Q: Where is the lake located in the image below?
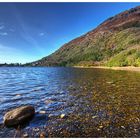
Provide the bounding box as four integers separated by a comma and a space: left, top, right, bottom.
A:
0, 67, 140, 137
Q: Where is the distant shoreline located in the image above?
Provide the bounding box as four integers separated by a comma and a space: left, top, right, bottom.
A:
1, 65, 140, 73
73, 66, 140, 72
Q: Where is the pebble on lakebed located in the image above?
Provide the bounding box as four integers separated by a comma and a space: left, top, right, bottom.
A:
3, 105, 35, 127
39, 110, 46, 114
60, 114, 66, 119
40, 132, 46, 138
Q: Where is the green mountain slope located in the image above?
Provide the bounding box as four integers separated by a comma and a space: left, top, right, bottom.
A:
31, 6, 140, 67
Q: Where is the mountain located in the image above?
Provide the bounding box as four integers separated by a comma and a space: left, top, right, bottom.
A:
30, 6, 140, 67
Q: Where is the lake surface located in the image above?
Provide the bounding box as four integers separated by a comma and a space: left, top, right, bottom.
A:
0, 67, 140, 137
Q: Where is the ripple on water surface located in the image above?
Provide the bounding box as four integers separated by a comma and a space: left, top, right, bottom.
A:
0, 67, 140, 137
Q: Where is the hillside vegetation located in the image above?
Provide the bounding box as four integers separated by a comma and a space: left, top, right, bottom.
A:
30, 6, 140, 67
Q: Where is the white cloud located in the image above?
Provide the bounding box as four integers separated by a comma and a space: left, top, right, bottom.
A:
39, 32, 45, 36
0, 32, 8, 36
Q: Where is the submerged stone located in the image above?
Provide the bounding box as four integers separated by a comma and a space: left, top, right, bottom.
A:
3, 105, 35, 127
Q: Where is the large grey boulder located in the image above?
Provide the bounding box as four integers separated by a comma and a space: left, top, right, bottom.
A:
3, 105, 35, 127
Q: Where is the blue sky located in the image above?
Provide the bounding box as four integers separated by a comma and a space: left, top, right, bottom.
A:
0, 2, 140, 64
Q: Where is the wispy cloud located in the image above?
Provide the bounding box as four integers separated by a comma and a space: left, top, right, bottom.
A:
0, 23, 8, 36
0, 44, 17, 53
9, 28, 15, 32
39, 32, 45, 36
0, 22, 15, 35
0, 25, 4, 30
0, 32, 8, 36
9, 5, 44, 55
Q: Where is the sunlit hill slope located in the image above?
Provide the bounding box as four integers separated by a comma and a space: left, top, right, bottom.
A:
30, 6, 140, 67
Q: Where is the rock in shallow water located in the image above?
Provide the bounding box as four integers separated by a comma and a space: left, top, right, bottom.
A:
3, 105, 35, 127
